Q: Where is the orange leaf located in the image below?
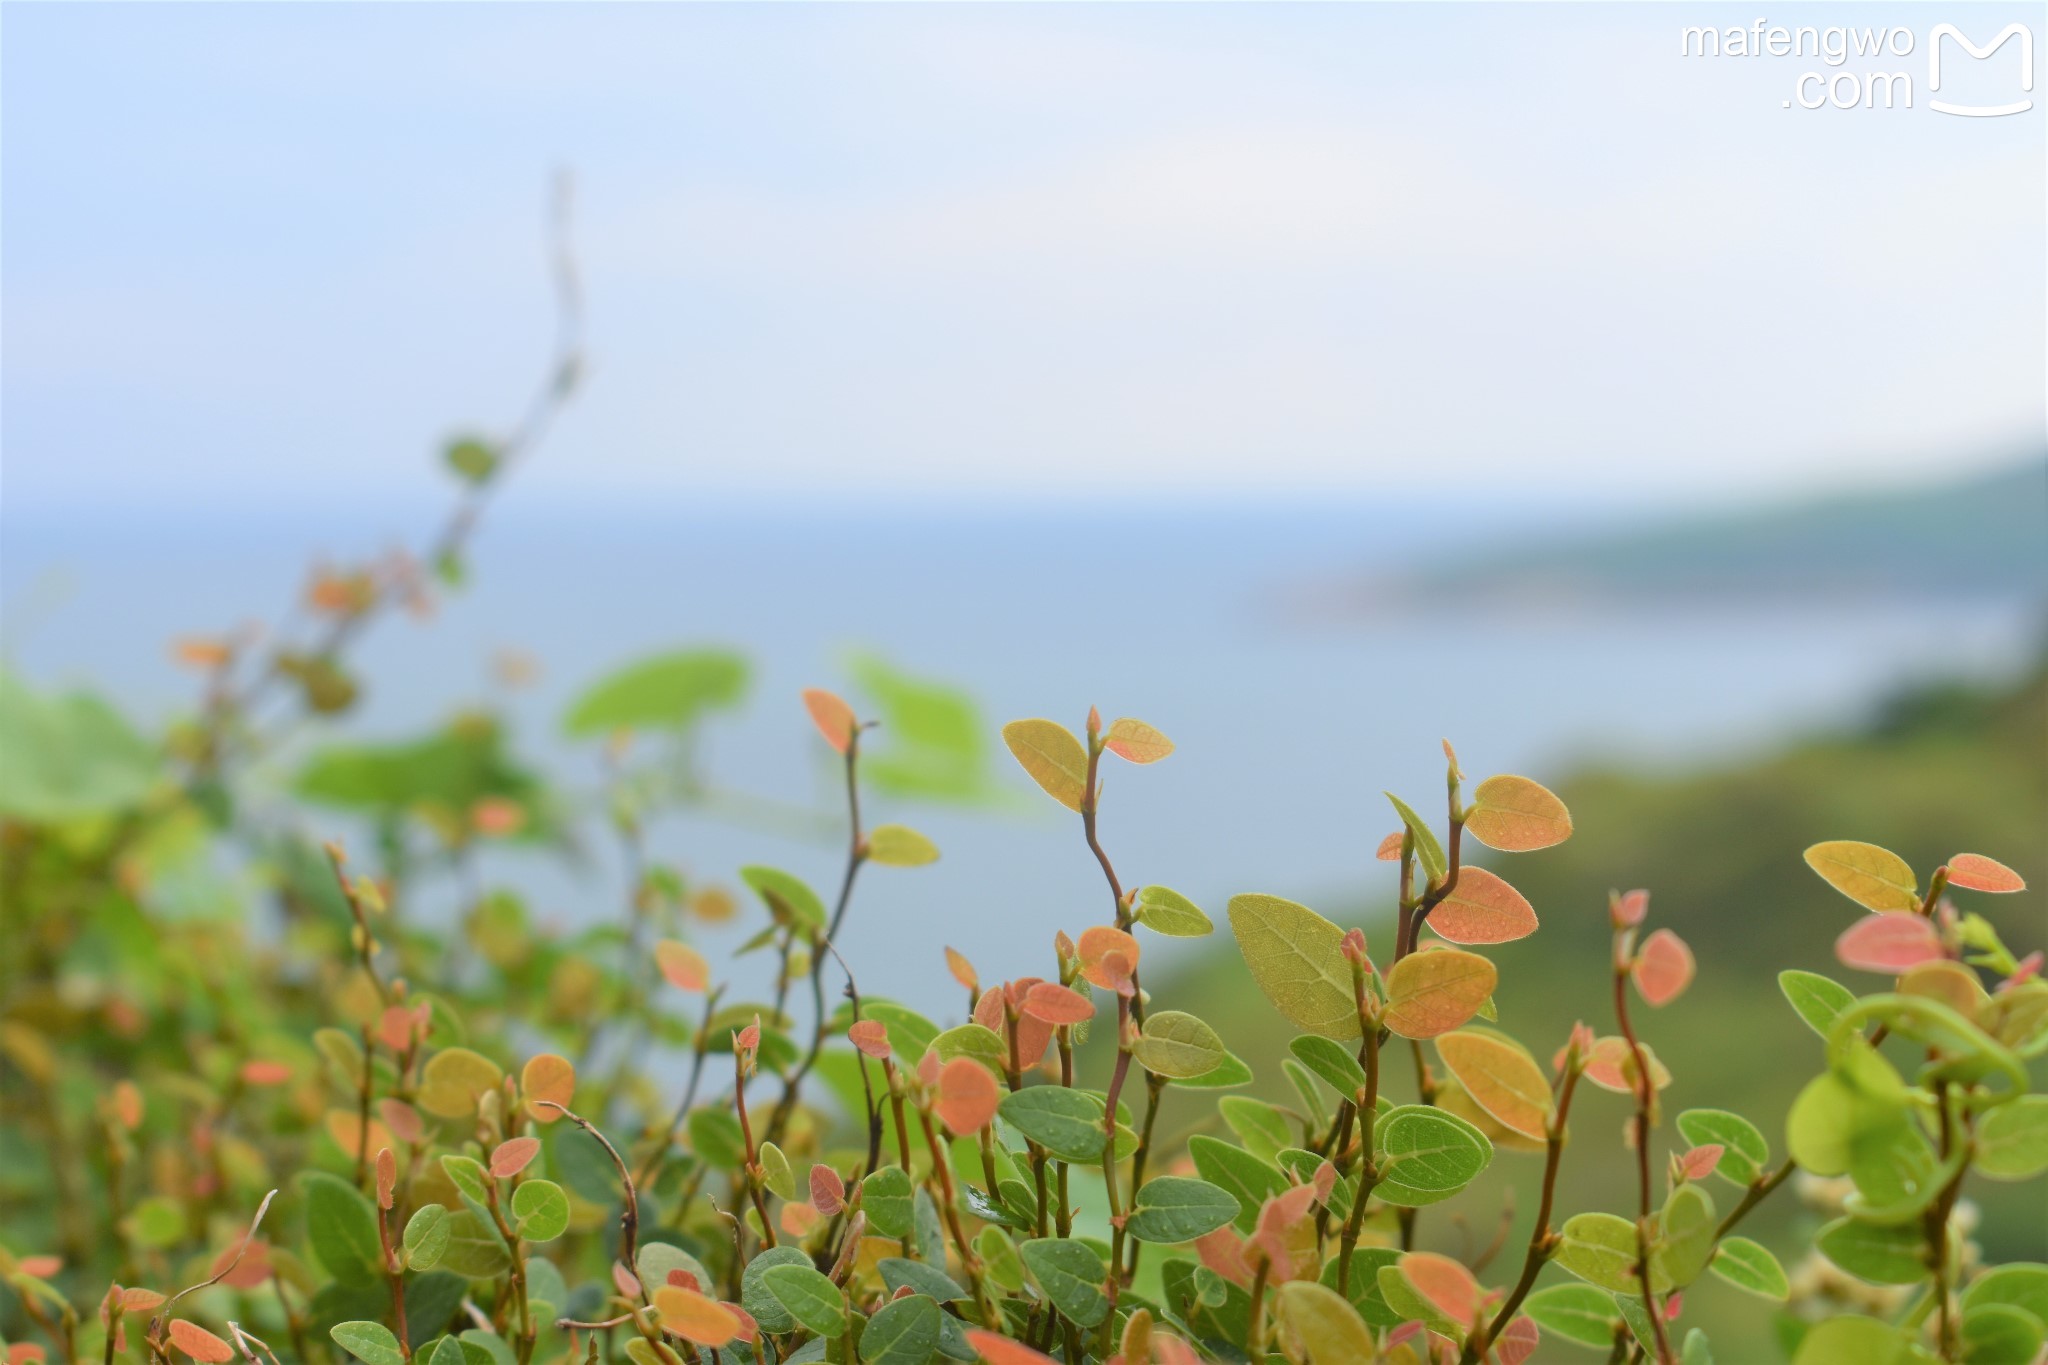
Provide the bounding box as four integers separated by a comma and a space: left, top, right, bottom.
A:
1434, 1030, 1551, 1141
1193, 1227, 1255, 1288
945, 947, 979, 993
1631, 929, 1695, 1007
378, 1099, 424, 1145
521, 1054, 576, 1123
375, 1148, 398, 1209
655, 940, 710, 993
1947, 853, 2025, 894
1251, 1184, 1318, 1280
975, 983, 1053, 1069
111, 1081, 144, 1129
16, 1256, 60, 1279
780, 1202, 821, 1238
1375, 831, 1404, 862
1497, 1315, 1540, 1365
848, 1020, 892, 1059
1399, 1251, 1480, 1327
965, 1331, 1060, 1364
1836, 913, 1943, 974
1581, 1037, 1673, 1094
239, 1060, 293, 1088
803, 689, 857, 753
1427, 867, 1538, 945
167, 1321, 234, 1363
934, 1057, 1000, 1135
1077, 926, 1141, 992
1103, 717, 1174, 764
490, 1137, 541, 1179
1382, 948, 1497, 1040
1021, 982, 1095, 1026
1464, 775, 1572, 852
653, 1286, 740, 1347
1678, 1145, 1723, 1180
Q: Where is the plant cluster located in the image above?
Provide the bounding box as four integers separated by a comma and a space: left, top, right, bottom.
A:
3, 671, 2042, 1365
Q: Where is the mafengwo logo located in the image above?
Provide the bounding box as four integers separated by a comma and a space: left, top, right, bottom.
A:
1681, 19, 2034, 114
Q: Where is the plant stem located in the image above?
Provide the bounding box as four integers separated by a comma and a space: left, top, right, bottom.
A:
1613, 944, 1674, 1365
1463, 1064, 1583, 1364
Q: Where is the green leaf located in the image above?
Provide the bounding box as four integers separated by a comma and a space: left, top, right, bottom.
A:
424, 1338, 472, 1365
1375, 1263, 1463, 1338
1188, 1134, 1288, 1233
861, 1167, 916, 1240
1960, 1305, 2045, 1365
1290, 1035, 1368, 1100
302, 1171, 383, 1289
759, 1142, 796, 1201
1653, 1183, 1718, 1290
1779, 970, 1861, 1039
0, 674, 159, 820
1523, 1283, 1621, 1347
563, 649, 749, 736
879, 1258, 967, 1303
763, 1263, 849, 1338
1124, 1177, 1239, 1244
1372, 1104, 1492, 1207
402, 1204, 451, 1272
932, 1024, 1006, 1070
1169, 1050, 1254, 1090
844, 652, 998, 803
739, 866, 827, 933
1001, 719, 1089, 812
740, 1246, 812, 1333
1135, 885, 1213, 937
1554, 1211, 1642, 1294
860, 1294, 941, 1364
1020, 1238, 1110, 1328
1384, 792, 1447, 883
1132, 1011, 1226, 1080
1963, 1265, 2048, 1322
331, 1321, 405, 1365
1710, 1237, 1789, 1300
1226, 893, 1358, 1039
1675, 1109, 1770, 1185
1789, 1315, 1908, 1365
1682, 1327, 1715, 1365
998, 1086, 1109, 1164
510, 1179, 569, 1242
1219, 1096, 1292, 1164
688, 1108, 747, 1170
438, 1209, 511, 1279
977, 1227, 1025, 1293
1976, 1096, 2048, 1179
1815, 1217, 1928, 1284
444, 436, 499, 484
1318, 1247, 1403, 1327
866, 824, 939, 868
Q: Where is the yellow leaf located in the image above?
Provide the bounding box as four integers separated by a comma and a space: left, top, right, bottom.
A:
1435, 1081, 1546, 1154
1383, 949, 1497, 1040
1001, 719, 1089, 811
1104, 717, 1174, 764
1803, 841, 1918, 912
1226, 894, 1359, 1040
521, 1053, 576, 1123
1434, 1029, 1552, 1140
1275, 1281, 1372, 1362
1464, 775, 1572, 852
653, 1286, 740, 1347
417, 1047, 505, 1119
866, 824, 939, 867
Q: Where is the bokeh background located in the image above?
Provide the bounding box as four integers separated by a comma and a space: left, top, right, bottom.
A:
5, 3, 2045, 1356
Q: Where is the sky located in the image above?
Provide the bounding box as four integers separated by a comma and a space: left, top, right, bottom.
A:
3, 2, 2044, 522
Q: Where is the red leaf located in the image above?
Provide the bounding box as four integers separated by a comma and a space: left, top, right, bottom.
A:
934, 1057, 1000, 1135
1497, 1316, 1540, 1365
1947, 853, 2026, 894
239, 1059, 293, 1087
1836, 913, 1943, 974
1678, 1144, 1724, 1181
167, 1321, 235, 1363
490, 1137, 540, 1179
964, 1331, 1059, 1365
1193, 1227, 1254, 1288
975, 980, 1053, 1068
1021, 982, 1095, 1026
802, 689, 857, 753
1399, 1251, 1479, 1327
1076, 926, 1141, 993
810, 1163, 846, 1216
655, 940, 710, 993
944, 947, 978, 992
1612, 889, 1649, 927
1631, 929, 1695, 1007
847, 1020, 892, 1060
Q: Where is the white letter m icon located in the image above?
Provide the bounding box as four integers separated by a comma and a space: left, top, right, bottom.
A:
1928, 23, 2034, 116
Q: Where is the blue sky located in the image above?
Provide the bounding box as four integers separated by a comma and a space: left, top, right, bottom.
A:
4, 3, 2042, 519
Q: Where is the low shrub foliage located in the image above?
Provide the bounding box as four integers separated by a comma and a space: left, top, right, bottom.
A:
2, 684, 2041, 1365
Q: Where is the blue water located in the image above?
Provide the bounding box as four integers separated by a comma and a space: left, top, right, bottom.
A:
3, 497, 2038, 1016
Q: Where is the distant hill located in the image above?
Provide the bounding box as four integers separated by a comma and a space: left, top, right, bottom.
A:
1368, 457, 2048, 606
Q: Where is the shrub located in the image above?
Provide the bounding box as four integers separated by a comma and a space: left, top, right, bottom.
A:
2, 679, 2041, 1365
